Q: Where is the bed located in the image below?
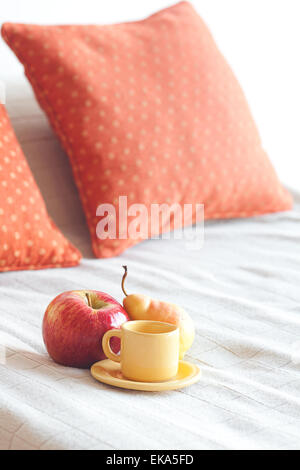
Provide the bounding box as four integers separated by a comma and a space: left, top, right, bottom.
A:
0, 74, 299, 450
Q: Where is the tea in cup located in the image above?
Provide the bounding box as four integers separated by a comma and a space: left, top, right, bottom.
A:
102, 320, 179, 382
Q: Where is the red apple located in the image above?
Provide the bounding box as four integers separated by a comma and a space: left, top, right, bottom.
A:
42, 290, 129, 368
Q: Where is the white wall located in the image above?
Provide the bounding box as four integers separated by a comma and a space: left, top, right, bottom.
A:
1, 0, 299, 190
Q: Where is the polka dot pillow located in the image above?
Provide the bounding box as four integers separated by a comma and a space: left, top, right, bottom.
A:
2, 1, 292, 258
0, 105, 81, 271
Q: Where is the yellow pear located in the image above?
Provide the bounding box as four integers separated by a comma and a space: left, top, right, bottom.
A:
121, 266, 195, 359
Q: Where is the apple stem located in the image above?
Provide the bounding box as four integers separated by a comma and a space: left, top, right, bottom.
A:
122, 265, 129, 297
86, 292, 92, 307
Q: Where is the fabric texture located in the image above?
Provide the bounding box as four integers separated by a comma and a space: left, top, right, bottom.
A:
1, 1, 292, 258
0, 104, 81, 272
0, 189, 300, 450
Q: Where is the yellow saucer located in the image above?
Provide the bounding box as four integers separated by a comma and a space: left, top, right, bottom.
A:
90, 359, 201, 392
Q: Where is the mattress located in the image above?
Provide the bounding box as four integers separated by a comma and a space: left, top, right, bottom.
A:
1, 76, 300, 450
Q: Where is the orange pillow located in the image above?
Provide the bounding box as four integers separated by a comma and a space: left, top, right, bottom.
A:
0, 105, 81, 271
2, 1, 292, 258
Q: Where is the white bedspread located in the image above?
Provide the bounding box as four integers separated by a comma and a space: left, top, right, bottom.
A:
1, 76, 300, 451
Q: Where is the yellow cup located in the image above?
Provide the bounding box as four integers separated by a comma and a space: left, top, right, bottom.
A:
102, 320, 180, 382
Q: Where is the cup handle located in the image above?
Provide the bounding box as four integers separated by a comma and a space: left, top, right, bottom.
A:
102, 329, 122, 363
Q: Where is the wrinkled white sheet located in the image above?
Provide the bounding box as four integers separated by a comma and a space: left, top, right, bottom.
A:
1, 77, 300, 451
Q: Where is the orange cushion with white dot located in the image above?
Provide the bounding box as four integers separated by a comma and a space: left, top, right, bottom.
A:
0, 104, 81, 271
2, 1, 292, 258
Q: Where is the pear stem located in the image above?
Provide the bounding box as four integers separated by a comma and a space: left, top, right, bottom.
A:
86, 292, 92, 307
122, 265, 129, 297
